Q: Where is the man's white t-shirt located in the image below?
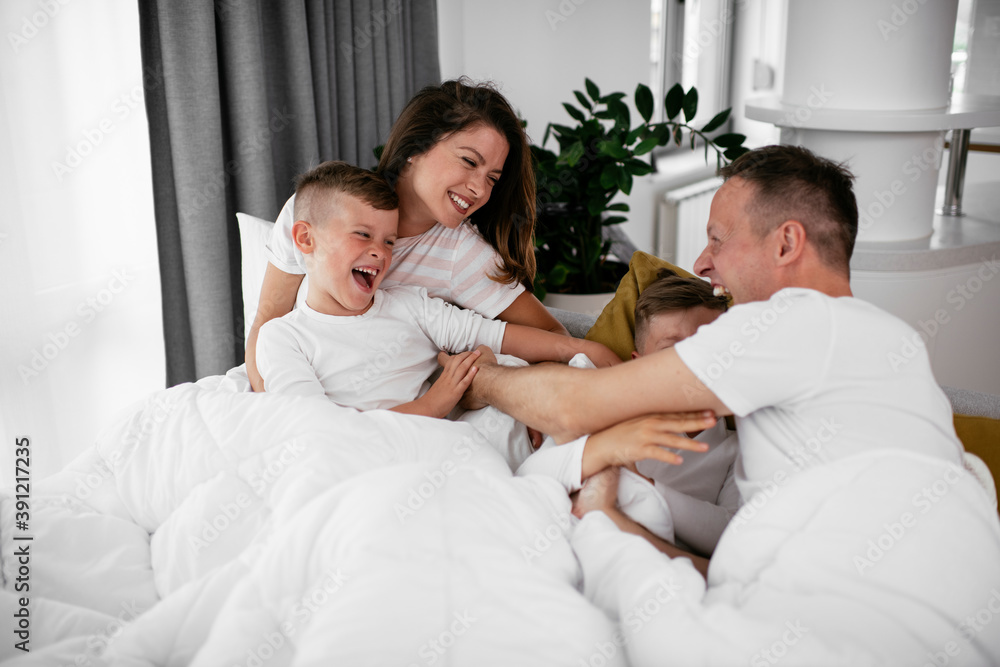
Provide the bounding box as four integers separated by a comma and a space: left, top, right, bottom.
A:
674, 287, 964, 500
266, 194, 524, 318
256, 285, 506, 410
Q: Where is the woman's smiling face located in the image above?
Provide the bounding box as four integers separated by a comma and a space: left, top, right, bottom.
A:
400, 124, 509, 233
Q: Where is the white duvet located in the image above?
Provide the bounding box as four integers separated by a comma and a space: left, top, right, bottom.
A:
2, 371, 1000, 666
0, 376, 621, 666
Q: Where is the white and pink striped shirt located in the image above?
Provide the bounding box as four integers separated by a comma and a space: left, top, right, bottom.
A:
265, 194, 524, 318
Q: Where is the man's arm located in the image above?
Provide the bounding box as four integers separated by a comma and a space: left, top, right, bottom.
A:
465, 348, 731, 442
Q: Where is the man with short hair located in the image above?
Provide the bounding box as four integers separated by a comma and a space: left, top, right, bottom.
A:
448, 145, 999, 665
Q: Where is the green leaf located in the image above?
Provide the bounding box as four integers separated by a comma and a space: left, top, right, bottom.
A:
713, 132, 747, 148
626, 126, 645, 144
603, 215, 628, 225
533, 283, 547, 300
373, 144, 385, 161
624, 159, 654, 176
593, 110, 618, 121
600, 92, 627, 103
561, 140, 586, 166
609, 99, 631, 132
600, 163, 619, 189
573, 90, 592, 111
585, 78, 600, 102
673, 126, 683, 145
621, 171, 634, 195
633, 135, 659, 156
563, 103, 586, 123
635, 83, 654, 123
606, 202, 630, 212
549, 123, 577, 138
724, 145, 751, 160
664, 83, 684, 120
682, 87, 699, 122
549, 263, 570, 287
700, 108, 731, 134
597, 140, 630, 160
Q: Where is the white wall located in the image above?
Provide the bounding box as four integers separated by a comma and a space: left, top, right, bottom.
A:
437, 0, 660, 250
0, 1, 164, 480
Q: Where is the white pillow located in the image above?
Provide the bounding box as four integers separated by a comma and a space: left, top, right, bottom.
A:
236, 212, 275, 344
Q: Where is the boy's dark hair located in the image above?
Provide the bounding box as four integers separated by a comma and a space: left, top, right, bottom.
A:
719, 144, 858, 273
634, 268, 729, 349
294, 160, 398, 223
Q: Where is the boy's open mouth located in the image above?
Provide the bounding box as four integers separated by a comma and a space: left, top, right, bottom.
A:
353, 267, 378, 290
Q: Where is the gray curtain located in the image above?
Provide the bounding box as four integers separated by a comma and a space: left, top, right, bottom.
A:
138, 0, 440, 386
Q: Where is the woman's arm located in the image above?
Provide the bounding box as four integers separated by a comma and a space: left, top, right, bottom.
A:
496, 291, 569, 335
499, 322, 622, 368
245, 263, 304, 392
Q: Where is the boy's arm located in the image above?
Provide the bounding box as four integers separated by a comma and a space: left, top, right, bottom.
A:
572, 468, 710, 579
516, 413, 716, 491
499, 323, 622, 367
256, 321, 326, 398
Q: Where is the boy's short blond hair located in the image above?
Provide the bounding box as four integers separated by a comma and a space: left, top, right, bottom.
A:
294, 160, 398, 224
634, 268, 729, 350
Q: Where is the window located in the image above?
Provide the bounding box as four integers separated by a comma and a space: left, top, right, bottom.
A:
650, 0, 735, 128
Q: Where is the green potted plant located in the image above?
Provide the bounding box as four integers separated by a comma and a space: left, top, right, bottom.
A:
531, 79, 749, 303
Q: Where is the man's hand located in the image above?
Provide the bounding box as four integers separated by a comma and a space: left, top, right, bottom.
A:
581, 412, 717, 479
571, 466, 620, 518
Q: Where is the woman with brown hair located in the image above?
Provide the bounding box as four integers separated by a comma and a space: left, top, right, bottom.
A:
246, 78, 600, 391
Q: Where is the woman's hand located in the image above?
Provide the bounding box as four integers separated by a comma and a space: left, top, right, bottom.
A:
581, 412, 717, 479
571, 466, 620, 518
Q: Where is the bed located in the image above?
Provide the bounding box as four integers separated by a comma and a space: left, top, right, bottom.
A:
2, 217, 999, 665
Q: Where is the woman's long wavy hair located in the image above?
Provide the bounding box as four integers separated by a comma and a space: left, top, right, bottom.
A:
377, 78, 536, 286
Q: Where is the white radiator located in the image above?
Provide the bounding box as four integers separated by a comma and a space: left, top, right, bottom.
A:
655, 177, 723, 273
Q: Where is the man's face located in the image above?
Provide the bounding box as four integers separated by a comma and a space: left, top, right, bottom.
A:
633, 305, 722, 358
692, 177, 776, 305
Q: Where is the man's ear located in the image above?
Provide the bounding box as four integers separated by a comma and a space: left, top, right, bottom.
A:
292, 220, 315, 254
775, 219, 806, 266
630, 350, 641, 360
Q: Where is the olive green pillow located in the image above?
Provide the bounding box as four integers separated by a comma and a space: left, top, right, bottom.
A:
584, 251, 699, 361
955, 414, 1000, 506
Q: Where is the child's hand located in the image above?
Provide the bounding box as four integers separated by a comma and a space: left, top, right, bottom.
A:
571, 467, 620, 518
580, 340, 622, 367
581, 412, 717, 478
422, 348, 483, 417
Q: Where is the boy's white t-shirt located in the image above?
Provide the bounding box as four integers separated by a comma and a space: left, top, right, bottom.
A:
256, 285, 506, 411
265, 194, 524, 318
673, 287, 964, 500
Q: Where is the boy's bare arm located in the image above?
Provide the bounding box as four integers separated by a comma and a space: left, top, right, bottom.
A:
464, 348, 732, 442
572, 468, 710, 579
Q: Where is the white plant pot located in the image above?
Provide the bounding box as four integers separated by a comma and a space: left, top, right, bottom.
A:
543, 291, 616, 318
